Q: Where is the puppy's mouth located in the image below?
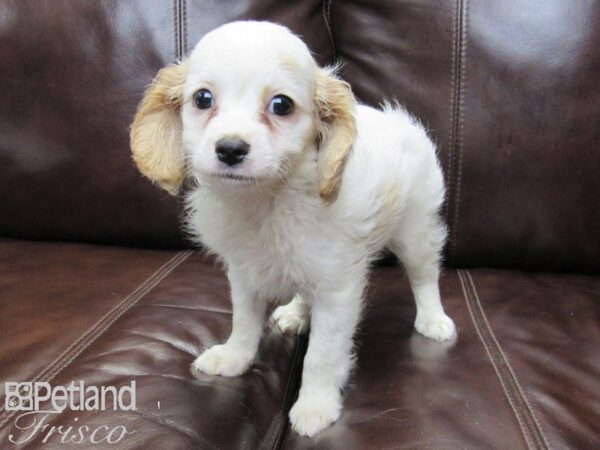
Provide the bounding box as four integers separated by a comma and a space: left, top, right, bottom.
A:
207, 172, 259, 183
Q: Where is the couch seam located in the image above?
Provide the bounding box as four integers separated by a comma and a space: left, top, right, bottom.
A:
447, 0, 468, 265
182, 0, 188, 56
262, 335, 307, 450
174, 0, 185, 59
322, 0, 337, 63
173, 0, 179, 59
0, 250, 193, 431
457, 270, 534, 449
465, 270, 550, 449
445, 0, 457, 225
452, 0, 468, 265
458, 270, 547, 450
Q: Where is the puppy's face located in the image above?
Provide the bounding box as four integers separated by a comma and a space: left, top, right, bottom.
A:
131, 21, 356, 202
182, 22, 315, 185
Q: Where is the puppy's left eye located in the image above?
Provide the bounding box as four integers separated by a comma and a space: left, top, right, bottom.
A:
268, 95, 294, 116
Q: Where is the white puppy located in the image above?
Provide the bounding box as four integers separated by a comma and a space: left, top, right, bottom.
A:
130, 21, 456, 437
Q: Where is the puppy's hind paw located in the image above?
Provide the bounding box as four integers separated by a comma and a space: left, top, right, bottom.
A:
415, 313, 457, 341
270, 298, 310, 335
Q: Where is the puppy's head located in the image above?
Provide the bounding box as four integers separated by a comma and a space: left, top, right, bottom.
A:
130, 21, 356, 202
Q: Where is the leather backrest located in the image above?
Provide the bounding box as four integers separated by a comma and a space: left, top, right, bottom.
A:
0, 0, 332, 248
1, 1, 598, 272
331, 0, 600, 273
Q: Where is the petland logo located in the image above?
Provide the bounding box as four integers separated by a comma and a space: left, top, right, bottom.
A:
4, 381, 136, 445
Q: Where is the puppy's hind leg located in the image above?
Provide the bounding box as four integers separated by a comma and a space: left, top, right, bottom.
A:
270, 294, 310, 335
389, 216, 456, 341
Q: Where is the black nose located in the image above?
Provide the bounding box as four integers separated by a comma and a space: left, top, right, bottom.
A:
215, 138, 250, 166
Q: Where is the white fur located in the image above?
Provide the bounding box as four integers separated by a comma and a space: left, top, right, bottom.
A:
171, 21, 455, 437
271, 293, 310, 335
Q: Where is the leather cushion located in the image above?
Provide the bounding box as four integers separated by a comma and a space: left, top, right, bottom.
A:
330, 0, 600, 273
1, 240, 598, 448
0, 240, 302, 449
283, 267, 600, 449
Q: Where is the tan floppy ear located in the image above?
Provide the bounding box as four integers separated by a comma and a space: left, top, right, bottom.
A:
130, 59, 189, 195
315, 67, 357, 203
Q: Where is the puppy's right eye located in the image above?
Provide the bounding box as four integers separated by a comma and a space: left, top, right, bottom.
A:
194, 89, 213, 109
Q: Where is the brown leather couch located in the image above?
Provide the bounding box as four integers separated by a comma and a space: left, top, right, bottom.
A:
1, 1, 598, 449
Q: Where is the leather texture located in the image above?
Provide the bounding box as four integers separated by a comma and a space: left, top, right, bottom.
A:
283, 267, 600, 449
0, 0, 329, 249
0, 1, 184, 248
1, 0, 598, 272
330, 0, 600, 273
0, 239, 598, 448
0, 239, 304, 449
0, 1, 599, 449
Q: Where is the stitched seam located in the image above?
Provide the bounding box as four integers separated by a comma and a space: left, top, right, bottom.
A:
182, 0, 188, 56
178, 0, 184, 58
0, 250, 193, 430
445, 0, 458, 227
262, 335, 307, 450
458, 270, 537, 450
174, 0, 184, 59
173, 0, 179, 59
322, 0, 337, 63
451, 0, 468, 265
466, 271, 550, 449
0, 250, 191, 424
447, 0, 467, 265
451, 0, 464, 262
0, 250, 190, 413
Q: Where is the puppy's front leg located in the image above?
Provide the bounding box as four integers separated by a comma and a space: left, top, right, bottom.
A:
289, 283, 363, 437
191, 267, 266, 377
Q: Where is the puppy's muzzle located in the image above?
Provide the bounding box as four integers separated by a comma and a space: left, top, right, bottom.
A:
215, 138, 250, 167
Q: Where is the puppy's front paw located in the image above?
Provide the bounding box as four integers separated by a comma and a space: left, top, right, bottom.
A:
289, 389, 341, 437
415, 313, 457, 341
270, 299, 309, 335
191, 344, 253, 377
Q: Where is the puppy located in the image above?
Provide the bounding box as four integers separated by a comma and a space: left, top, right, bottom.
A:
130, 21, 456, 437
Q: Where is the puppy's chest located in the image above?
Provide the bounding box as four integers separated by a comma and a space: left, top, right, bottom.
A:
195, 198, 326, 289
